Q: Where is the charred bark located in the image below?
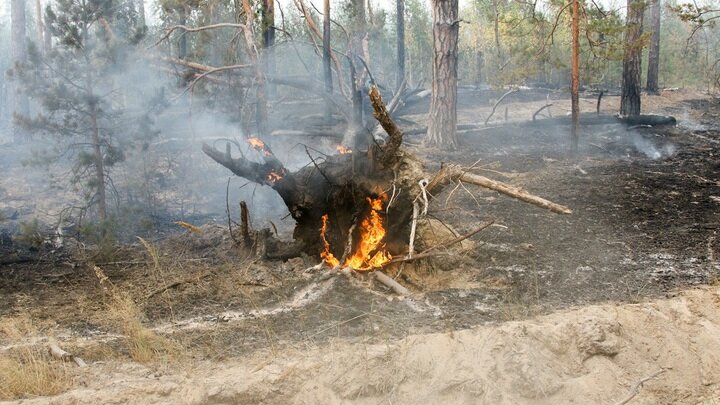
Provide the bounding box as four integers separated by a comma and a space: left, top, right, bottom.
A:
620, 0, 645, 116
425, 0, 460, 149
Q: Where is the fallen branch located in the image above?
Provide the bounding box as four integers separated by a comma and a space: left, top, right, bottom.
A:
532, 103, 553, 121
485, 88, 518, 126
428, 164, 572, 215
47, 342, 87, 367
614, 369, 667, 405
374, 271, 410, 295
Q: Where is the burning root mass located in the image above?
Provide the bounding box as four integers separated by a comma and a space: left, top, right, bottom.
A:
320, 195, 393, 270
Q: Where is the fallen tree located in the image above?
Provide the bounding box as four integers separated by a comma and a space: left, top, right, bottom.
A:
203, 86, 571, 269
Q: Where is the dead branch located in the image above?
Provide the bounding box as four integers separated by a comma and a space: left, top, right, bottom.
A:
428, 164, 572, 214
596, 90, 604, 115
369, 86, 403, 166
153, 23, 247, 47
485, 88, 518, 126
532, 103, 553, 121
374, 271, 410, 295
614, 369, 667, 405
47, 342, 87, 367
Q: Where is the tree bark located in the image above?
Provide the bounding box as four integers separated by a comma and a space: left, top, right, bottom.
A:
90, 101, 107, 221
262, 0, 275, 98
620, 0, 644, 116
396, 0, 406, 92
425, 0, 459, 149
342, 0, 368, 151
137, 0, 146, 27
11, 0, 30, 143
323, 0, 333, 118
242, 0, 269, 137
646, 0, 661, 94
178, 6, 188, 60
35, 0, 44, 54
570, 0, 580, 153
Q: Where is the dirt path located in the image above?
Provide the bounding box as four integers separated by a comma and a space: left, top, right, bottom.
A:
9, 285, 719, 404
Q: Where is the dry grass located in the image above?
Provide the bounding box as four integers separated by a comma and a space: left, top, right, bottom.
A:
105, 291, 184, 364
94, 244, 186, 365
0, 318, 71, 400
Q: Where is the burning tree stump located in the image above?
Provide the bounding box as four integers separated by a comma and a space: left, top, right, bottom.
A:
203, 86, 571, 270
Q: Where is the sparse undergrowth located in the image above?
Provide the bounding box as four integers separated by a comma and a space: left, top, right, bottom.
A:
0, 318, 71, 400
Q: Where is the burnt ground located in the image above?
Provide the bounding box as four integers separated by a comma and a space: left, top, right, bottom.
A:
1, 89, 720, 362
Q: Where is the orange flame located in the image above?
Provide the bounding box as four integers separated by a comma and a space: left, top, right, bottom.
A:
336, 145, 352, 154
247, 137, 265, 148
320, 214, 340, 267
248, 137, 272, 157
267, 170, 283, 184
320, 194, 392, 270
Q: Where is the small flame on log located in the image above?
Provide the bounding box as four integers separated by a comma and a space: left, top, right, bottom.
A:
336, 145, 352, 154
320, 214, 340, 267
247, 137, 272, 157
267, 170, 283, 184
320, 193, 392, 270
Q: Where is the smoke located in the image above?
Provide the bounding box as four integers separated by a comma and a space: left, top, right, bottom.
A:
631, 133, 676, 160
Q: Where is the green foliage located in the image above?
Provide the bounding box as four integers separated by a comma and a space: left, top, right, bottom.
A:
14, 0, 165, 225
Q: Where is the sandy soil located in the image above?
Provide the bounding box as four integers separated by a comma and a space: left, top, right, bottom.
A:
7, 285, 719, 404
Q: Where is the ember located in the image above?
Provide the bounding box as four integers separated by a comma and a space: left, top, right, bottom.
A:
320, 194, 392, 270
336, 145, 352, 154
247, 137, 272, 157
267, 170, 283, 184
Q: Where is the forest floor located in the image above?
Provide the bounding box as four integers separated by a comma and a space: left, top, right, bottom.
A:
1, 88, 720, 404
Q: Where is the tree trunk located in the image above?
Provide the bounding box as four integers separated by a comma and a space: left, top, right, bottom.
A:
646, 0, 661, 94
178, 6, 188, 60
570, 0, 580, 153
425, 0, 459, 149
90, 102, 107, 222
396, 0, 406, 91
241, 0, 268, 137
342, 0, 368, 151
620, 0, 644, 116
137, 0, 146, 28
11, 0, 30, 143
262, 0, 275, 98
323, 0, 333, 118
35, 0, 44, 54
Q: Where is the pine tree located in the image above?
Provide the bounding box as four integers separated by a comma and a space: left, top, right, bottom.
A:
15, 0, 159, 223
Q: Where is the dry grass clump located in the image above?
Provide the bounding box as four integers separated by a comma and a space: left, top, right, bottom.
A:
94, 242, 185, 365
105, 290, 184, 364
0, 318, 71, 400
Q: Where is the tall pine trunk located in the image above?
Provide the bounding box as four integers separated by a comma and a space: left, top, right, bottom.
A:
262, 0, 275, 98
11, 0, 30, 143
646, 0, 661, 94
323, 0, 333, 118
425, 0, 459, 149
621, 0, 644, 116
396, 0, 405, 91
570, 0, 580, 153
